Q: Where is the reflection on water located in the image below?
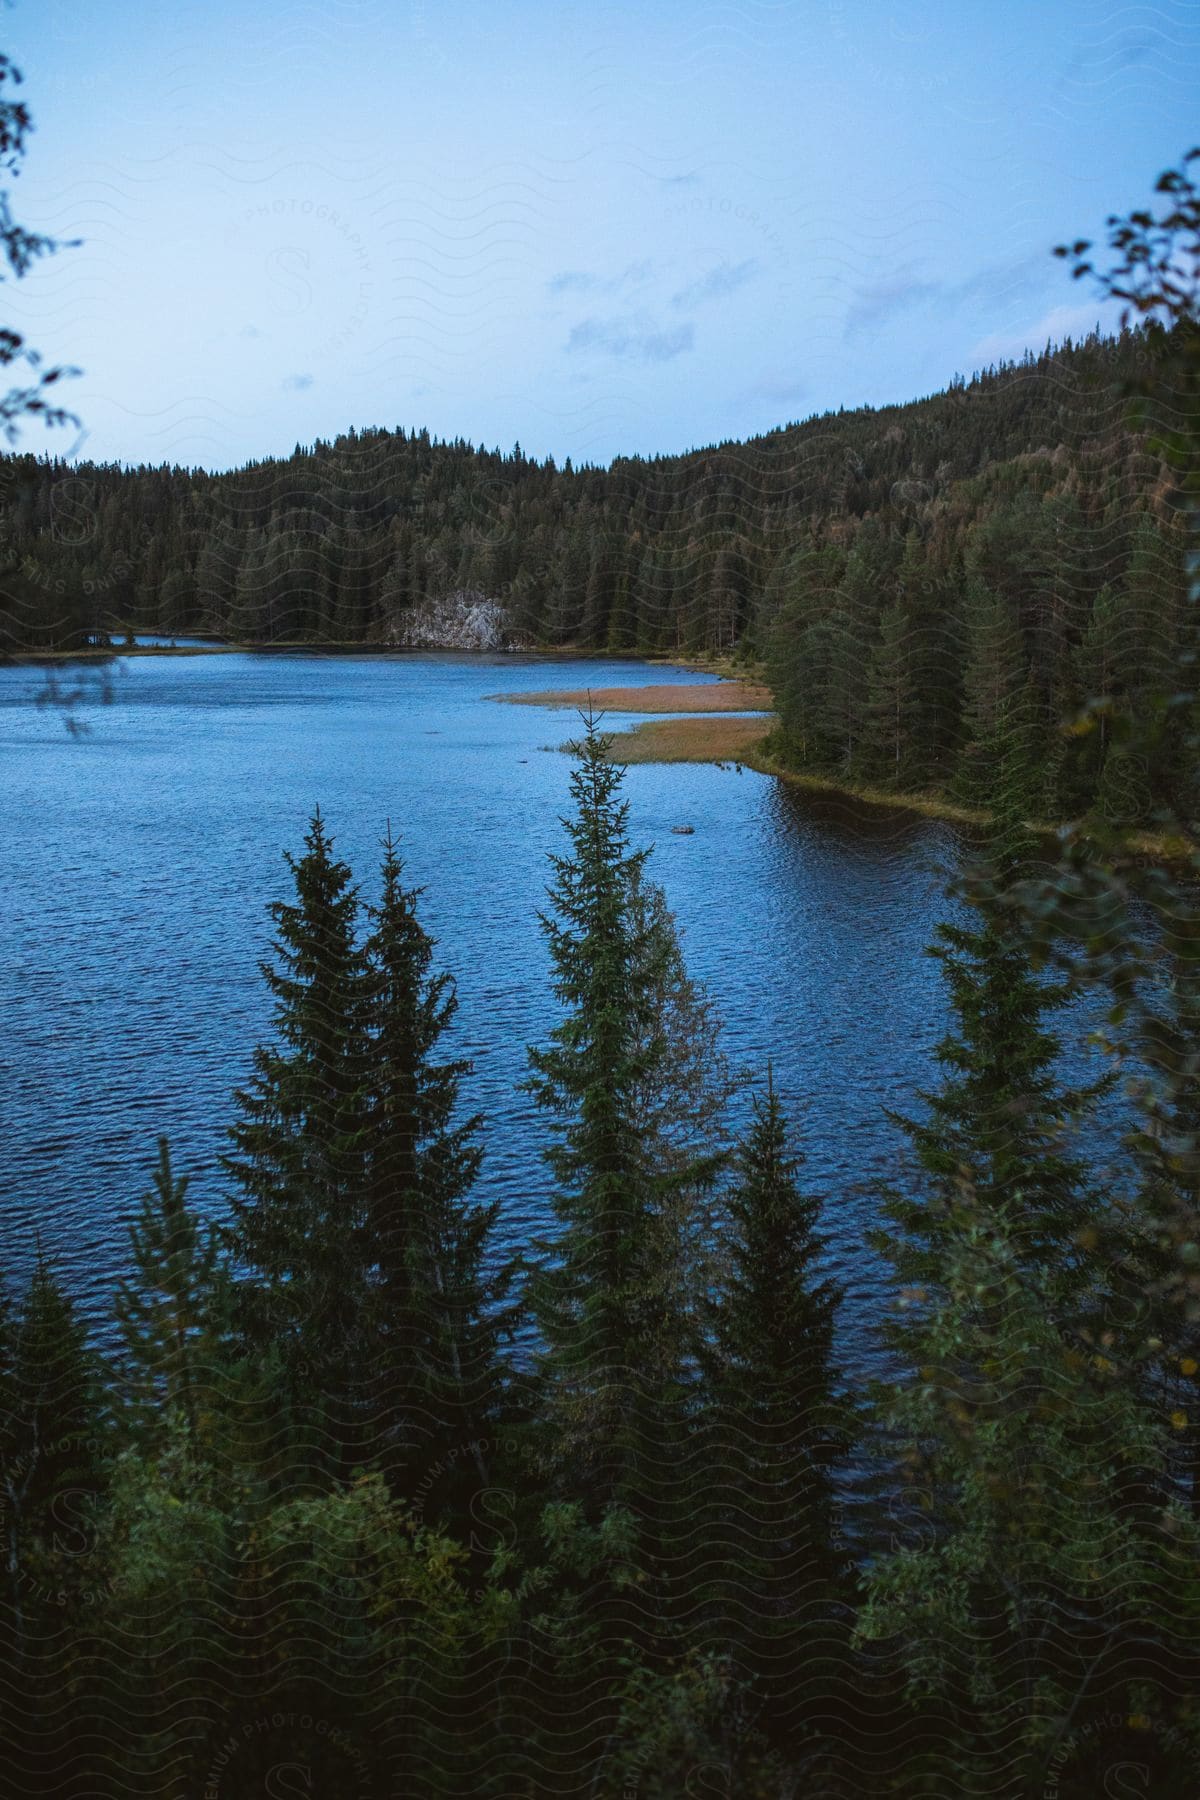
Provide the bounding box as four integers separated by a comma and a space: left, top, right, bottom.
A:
0, 650, 1116, 1371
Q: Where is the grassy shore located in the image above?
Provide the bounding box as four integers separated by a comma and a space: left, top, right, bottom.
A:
591, 711, 1193, 864
594, 714, 775, 764
592, 712, 982, 818
493, 679, 771, 714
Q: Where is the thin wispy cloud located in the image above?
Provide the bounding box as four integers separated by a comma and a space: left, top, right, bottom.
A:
671, 258, 759, 310
548, 261, 653, 298
844, 255, 1049, 340
567, 315, 695, 363
743, 371, 806, 406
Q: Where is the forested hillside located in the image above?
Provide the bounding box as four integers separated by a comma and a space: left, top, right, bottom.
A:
1, 325, 1190, 821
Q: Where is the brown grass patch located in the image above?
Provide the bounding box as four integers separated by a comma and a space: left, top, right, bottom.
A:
589, 714, 774, 765
493, 680, 771, 714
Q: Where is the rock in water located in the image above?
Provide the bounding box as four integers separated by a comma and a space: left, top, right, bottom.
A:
671, 824, 695, 835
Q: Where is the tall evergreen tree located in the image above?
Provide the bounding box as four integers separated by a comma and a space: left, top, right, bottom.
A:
222, 810, 372, 1421
526, 719, 718, 1510
360, 829, 514, 1490
1, 1250, 106, 1660
700, 1075, 847, 1743
864, 597, 921, 784
877, 818, 1113, 1322
822, 526, 889, 772
857, 1190, 1200, 1798
709, 1074, 841, 1484
955, 573, 1045, 817
113, 1137, 224, 1450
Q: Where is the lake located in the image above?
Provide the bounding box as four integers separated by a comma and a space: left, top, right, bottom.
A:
0, 650, 1114, 1378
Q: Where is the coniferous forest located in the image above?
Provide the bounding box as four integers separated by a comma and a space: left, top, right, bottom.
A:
0, 320, 1192, 826
2, 26, 1200, 1792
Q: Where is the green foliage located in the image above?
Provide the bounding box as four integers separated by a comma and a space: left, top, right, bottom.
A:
698, 1076, 850, 1746
1, 324, 1181, 827
113, 1136, 224, 1449
857, 1194, 1200, 1797
6, 145, 1200, 1800
1, 1249, 106, 1619
359, 828, 516, 1492
222, 808, 373, 1419
526, 719, 721, 1507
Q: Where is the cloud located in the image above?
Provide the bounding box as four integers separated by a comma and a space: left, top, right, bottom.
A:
743, 371, 806, 406
282, 373, 314, 390
844, 271, 943, 337
671, 258, 759, 310
567, 314, 695, 363
844, 253, 1048, 339
548, 260, 652, 297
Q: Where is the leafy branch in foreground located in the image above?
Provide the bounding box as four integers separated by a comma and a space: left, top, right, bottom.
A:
0, 51, 79, 442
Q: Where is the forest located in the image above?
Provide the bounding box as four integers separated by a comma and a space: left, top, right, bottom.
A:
1, 101, 1198, 1800
0, 322, 1192, 825
0, 698, 1197, 1798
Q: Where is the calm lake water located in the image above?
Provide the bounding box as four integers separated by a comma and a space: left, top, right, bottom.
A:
0, 650, 1117, 1376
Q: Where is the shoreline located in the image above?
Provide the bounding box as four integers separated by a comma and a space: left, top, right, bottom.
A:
493, 679, 771, 715
501, 687, 1192, 865
11, 645, 1189, 867
600, 714, 1193, 866
5, 640, 756, 666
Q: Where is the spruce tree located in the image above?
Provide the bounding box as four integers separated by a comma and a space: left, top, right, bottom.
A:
701, 1075, 847, 1742
857, 1192, 1200, 1798
878, 817, 1113, 1326
114, 1137, 224, 1450
626, 869, 736, 1371
360, 829, 514, 1491
822, 525, 889, 772
223, 809, 372, 1420
864, 597, 920, 785
881, 918, 1109, 1300
956, 575, 1032, 811
710, 1074, 841, 1480
1, 1250, 106, 1665
526, 718, 718, 1510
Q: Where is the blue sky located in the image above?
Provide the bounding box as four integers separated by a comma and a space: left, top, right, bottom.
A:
7, 0, 1199, 471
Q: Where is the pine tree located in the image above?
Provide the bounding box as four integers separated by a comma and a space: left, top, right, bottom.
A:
1, 1250, 106, 1659
864, 597, 920, 784
114, 1137, 224, 1449
822, 526, 889, 772
626, 868, 737, 1373
360, 829, 514, 1492
898, 527, 960, 773
878, 881, 1112, 1320
526, 718, 718, 1509
956, 575, 1033, 811
710, 1074, 841, 1477
856, 1191, 1200, 1797
223, 809, 372, 1419
700, 1075, 847, 1740
1124, 512, 1178, 703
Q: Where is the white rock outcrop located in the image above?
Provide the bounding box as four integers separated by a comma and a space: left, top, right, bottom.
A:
389, 589, 524, 651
